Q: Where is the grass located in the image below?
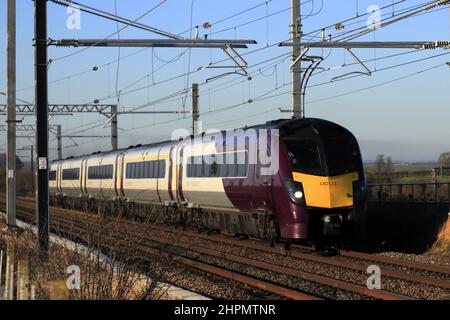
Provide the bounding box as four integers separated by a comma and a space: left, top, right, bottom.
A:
365, 163, 439, 173
427, 241, 450, 255
393, 176, 450, 184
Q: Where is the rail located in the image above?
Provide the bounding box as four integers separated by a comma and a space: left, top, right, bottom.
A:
368, 182, 450, 203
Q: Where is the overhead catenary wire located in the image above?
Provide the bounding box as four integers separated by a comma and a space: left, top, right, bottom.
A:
307, 62, 449, 104
27, 0, 430, 97
32, 0, 428, 104
56, 43, 447, 138
50, 0, 170, 62
90, 1, 446, 106
201, 61, 450, 128
115, 56, 449, 136
31, 0, 289, 95
32, 0, 448, 151
19, 0, 283, 92
50, 0, 182, 39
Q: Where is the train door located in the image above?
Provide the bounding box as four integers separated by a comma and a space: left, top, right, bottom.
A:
177, 145, 186, 203
57, 162, 61, 193
115, 152, 125, 198
168, 146, 178, 203
254, 131, 273, 211
81, 158, 88, 195
99, 157, 105, 199
156, 147, 163, 202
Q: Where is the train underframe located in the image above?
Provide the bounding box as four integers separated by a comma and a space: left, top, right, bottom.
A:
50, 194, 279, 242
49, 194, 359, 249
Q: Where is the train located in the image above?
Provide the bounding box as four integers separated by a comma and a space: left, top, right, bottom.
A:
49, 118, 367, 246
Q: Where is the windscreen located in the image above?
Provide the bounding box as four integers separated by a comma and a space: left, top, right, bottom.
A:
286, 141, 325, 175
322, 139, 360, 176
285, 139, 360, 176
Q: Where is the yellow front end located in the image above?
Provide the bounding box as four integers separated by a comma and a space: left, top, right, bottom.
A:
292, 171, 359, 209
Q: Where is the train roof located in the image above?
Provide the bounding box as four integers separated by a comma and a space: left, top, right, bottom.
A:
243, 117, 353, 136
54, 117, 351, 163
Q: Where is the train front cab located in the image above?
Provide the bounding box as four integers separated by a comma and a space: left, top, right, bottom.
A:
276, 119, 367, 244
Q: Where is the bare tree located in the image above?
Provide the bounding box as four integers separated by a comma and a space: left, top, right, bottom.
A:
375, 154, 386, 174
438, 152, 450, 167
0, 214, 184, 300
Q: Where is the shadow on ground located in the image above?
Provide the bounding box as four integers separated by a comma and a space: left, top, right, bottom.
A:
361, 202, 450, 254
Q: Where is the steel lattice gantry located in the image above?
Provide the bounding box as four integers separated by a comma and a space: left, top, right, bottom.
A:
0, 103, 115, 114
0, 104, 119, 151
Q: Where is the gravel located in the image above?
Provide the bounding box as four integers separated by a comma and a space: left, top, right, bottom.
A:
144, 227, 450, 300
376, 251, 450, 268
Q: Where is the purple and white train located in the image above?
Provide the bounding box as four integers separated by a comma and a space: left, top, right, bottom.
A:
49, 118, 367, 244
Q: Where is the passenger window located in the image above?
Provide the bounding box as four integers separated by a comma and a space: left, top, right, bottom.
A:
194, 157, 203, 177
210, 157, 218, 177
62, 168, 79, 180
139, 162, 144, 178
158, 160, 165, 178
186, 158, 192, 177
203, 156, 211, 177
237, 152, 248, 177
130, 163, 135, 179
227, 164, 237, 177
148, 161, 155, 178
226, 153, 237, 177
49, 170, 57, 181
143, 162, 148, 178
218, 162, 227, 177
137, 163, 140, 178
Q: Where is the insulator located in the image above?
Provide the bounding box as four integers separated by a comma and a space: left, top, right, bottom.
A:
435, 41, 450, 48
56, 39, 76, 47
51, 0, 70, 7
428, 0, 450, 9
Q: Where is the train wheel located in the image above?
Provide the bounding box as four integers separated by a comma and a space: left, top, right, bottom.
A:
314, 242, 340, 256
83, 199, 89, 212
284, 239, 292, 251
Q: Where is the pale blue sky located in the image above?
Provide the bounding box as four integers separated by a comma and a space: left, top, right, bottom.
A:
0, 0, 449, 161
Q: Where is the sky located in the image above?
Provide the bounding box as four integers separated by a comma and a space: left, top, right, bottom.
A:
0, 0, 449, 162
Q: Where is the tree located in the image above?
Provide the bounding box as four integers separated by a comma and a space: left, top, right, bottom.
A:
438, 152, 450, 167
375, 154, 386, 174
0, 153, 24, 170
386, 156, 394, 174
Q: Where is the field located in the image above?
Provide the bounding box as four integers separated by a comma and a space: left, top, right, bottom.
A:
365, 162, 450, 184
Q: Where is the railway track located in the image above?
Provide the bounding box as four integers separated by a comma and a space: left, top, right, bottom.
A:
0, 199, 319, 300
3, 196, 450, 299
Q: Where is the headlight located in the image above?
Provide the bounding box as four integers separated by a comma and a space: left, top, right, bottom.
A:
284, 180, 306, 205
294, 191, 304, 199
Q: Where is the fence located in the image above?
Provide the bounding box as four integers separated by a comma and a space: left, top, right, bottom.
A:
368, 182, 450, 203
366, 167, 450, 183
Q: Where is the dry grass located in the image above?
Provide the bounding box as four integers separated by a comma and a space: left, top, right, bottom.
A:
0, 216, 183, 300
428, 217, 450, 255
